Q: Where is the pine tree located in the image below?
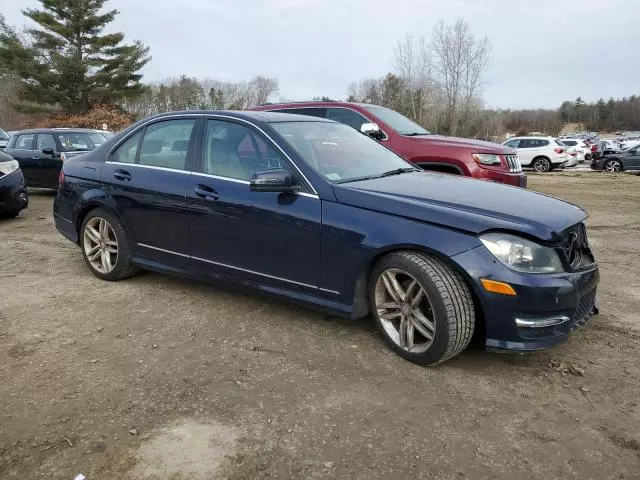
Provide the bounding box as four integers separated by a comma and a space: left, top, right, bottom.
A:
0, 0, 150, 114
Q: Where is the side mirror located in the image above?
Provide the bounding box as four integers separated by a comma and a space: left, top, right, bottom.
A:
361, 122, 385, 140
250, 169, 300, 193
42, 147, 54, 155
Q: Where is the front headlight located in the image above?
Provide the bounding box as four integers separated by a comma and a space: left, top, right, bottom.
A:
472, 153, 502, 166
0, 159, 19, 176
480, 233, 564, 273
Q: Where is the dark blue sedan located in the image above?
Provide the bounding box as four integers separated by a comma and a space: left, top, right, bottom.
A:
53, 111, 599, 365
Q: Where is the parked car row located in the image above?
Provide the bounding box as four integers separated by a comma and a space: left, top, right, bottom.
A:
52, 110, 599, 365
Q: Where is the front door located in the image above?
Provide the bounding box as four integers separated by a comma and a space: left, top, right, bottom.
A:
101, 118, 198, 268
186, 118, 321, 292
34, 133, 63, 187
7, 133, 41, 186
626, 148, 640, 169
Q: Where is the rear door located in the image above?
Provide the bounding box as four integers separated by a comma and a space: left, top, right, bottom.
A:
515, 139, 535, 166
627, 147, 640, 169
101, 117, 198, 268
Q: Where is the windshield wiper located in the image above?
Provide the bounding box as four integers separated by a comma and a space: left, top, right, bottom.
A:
379, 167, 418, 177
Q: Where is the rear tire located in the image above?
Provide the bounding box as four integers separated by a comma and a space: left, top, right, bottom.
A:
80, 208, 139, 281
369, 251, 475, 365
532, 157, 551, 172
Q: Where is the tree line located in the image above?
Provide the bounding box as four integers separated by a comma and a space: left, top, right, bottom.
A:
1, 0, 639, 139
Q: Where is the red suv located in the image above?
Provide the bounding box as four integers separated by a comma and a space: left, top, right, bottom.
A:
251, 101, 526, 187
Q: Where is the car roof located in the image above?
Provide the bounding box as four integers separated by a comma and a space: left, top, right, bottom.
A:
10, 128, 108, 134
137, 110, 336, 124
509, 136, 555, 140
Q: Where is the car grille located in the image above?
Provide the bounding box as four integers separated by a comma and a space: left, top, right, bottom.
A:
560, 223, 594, 270
504, 154, 522, 173
571, 288, 597, 329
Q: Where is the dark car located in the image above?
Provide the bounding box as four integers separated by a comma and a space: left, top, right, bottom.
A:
4, 128, 110, 188
251, 101, 526, 188
0, 128, 9, 149
0, 150, 28, 218
54, 111, 598, 365
591, 145, 640, 172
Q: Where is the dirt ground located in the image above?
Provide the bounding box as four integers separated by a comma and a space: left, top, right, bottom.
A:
1, 172, 639, 480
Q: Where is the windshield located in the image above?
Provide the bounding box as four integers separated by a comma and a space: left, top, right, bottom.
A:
0, 128, 8, 140
361, 105, 430, 136
271, 121, 415, 183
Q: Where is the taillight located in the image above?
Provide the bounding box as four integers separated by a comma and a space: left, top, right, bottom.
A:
58, 170, 64, 184
554, 147, 564, 154
591, 145, 597, 152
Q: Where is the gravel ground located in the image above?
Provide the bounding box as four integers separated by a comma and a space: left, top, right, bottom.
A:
1, 172, 639, 479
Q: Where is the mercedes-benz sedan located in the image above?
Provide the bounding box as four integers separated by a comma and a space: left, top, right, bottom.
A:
54, 111, 599, 365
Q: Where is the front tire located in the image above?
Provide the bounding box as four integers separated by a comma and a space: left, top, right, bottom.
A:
80, 208, 138, 281
604, 159, 622, 173
369, 251, 475, 365
532, 157, 551, 172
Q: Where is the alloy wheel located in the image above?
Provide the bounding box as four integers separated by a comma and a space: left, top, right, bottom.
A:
374, 268, 436, 354
83, 217, 118, 274
605, 160, 621, 173
533, 158, 550, 172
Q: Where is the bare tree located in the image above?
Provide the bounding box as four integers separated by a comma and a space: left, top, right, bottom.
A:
393, 35, 433, 124
431, 18, 491, 135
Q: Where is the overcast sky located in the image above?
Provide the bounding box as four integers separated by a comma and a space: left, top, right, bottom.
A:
2, 0, 639, 109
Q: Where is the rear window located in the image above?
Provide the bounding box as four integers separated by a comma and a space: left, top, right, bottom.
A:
54, 132, 105, 151
561, 140, 577, 146
273, 107, 327, 118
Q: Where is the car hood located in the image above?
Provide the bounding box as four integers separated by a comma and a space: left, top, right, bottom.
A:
407, 134, 513, 154
332, 172, 587, 241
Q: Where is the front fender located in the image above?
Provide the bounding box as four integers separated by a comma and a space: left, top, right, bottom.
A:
319, 201, 481, 310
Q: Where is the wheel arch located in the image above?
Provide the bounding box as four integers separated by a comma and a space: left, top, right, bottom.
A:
350, 244, 486, 338
416, 161, 465, 176
605, 158, 624, 171
73, 192, 126, 240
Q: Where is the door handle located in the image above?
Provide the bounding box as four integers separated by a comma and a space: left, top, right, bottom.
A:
113, 169, 132, 181
31, 156, 40, 160
194, 184, 219, 200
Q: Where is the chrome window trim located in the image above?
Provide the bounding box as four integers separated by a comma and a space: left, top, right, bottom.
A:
266, 106, 390, 142
190, 171, 320, 199
105, 161, 191, 175
107, 112, 319, 195
192, 171, 250, 185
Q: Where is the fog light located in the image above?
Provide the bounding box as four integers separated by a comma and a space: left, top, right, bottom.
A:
515, 315, 570, 328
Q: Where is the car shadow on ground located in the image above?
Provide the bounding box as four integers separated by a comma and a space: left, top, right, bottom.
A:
122, 269, 547, 373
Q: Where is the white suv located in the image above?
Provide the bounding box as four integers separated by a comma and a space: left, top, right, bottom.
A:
557, 138, 593, 162
503, 136, 567, 172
